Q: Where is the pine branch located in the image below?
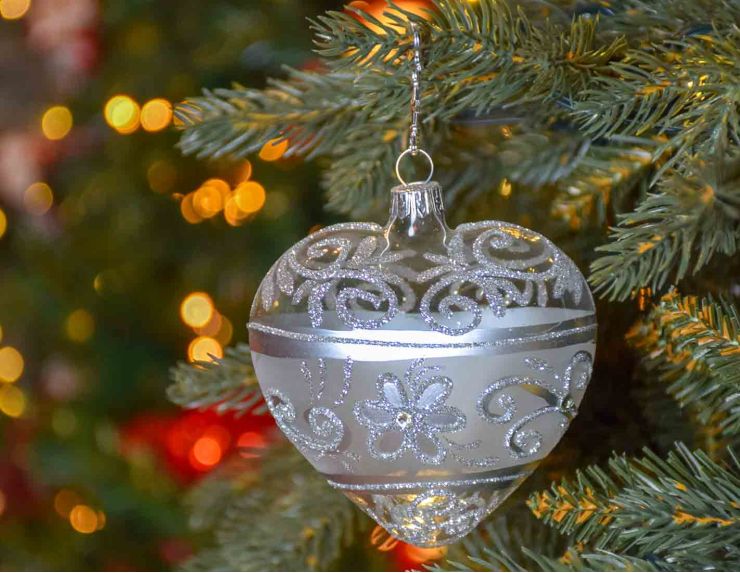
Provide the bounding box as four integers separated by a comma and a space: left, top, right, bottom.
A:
167, 343, 266, 415
183, 444, 360, 572
438, 502, 567, 572
552, 136, 655, 226
627, 292, 740, 440
177, 0, 739, 219
442, 547, 664, 572
572, 29, 740, 176
528, 444, 740, 570
590, 157, 740, 300
597, 0, 740, 41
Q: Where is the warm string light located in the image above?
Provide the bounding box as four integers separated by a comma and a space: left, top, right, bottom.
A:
24, 182, 54, 215
0, 323, 26, 418
41, 106, 73, 141
104, 95, 173, 134
188, 425, 230, 470
179, 164, 267, 226
0, 0, 31, 20
0, 346, 24, 383
0, 384, 25, 417
54, 490, 106, 534
0, 208, 7, 239
65, 309, 95, 343
180, 292, 232, 362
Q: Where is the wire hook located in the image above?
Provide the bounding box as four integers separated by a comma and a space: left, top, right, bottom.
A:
395, 21, 434, 186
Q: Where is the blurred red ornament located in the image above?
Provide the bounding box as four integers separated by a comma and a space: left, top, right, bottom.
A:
120, 408, 275, 484
27, 0, 100, 91
346, 0, 435, 31
394, 541, 448, 571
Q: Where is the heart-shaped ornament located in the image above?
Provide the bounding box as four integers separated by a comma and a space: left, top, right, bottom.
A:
248, 181, 596, 547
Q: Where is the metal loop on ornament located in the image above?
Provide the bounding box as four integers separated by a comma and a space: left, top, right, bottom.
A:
395, 148, 434, 186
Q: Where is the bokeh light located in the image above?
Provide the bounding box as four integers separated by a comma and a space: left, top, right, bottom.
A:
147, 160, 177, 193
23, 182, 54, 215
0, 490, 6, 516
69, 505, 99, 534
54, 489, 82, 517
180, 292, 214, 328
237, 431, 268, 459
258, 138, 289, 161
234, 181, 266, 214
214, 315, 233, 346
188, 336, 223, 362
140, 98, 172, 132
41, 106, 73, 141
0, 208, 6, 239
65, 309, 95, 343
201, 178, 230, 200
0, 0, 31, 20
223, 196, 249, 226
401, 543, 448, 564
190, 436, 222, 467
0, 384, 26, 417
194, 311, 222, 337
192, 185, 223, 218
179, 193, 202, 224
0, 346, 24, 383
237, 160, 253, 182
104, 95, 140, 134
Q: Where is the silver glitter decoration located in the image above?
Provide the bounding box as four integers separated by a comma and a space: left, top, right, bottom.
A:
248, 180, 597, 547
353, 489, 490, 547
263, 388, 344, 454
247, 321, 596, 352
354, 359, 466, 465
253, 213, 585, 335
478, 351, 593, 458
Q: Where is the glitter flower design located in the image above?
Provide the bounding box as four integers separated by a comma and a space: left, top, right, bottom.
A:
354, 359, 465, 465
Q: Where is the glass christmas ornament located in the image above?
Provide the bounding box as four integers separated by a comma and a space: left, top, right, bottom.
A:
248, 180, 596, 546
248, 23, 595, 547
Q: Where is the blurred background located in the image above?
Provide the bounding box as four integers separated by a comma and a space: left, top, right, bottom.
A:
0, 0, 354, 568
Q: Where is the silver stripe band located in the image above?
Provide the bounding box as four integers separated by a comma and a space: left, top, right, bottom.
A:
324, 464, 537, 492
248, 320, 596, 360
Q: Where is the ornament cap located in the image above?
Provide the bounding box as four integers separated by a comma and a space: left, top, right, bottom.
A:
385, 181, 448, 249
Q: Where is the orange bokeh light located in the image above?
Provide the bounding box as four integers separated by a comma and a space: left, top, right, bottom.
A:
190, 436, 222, 467
69, 505, 99, 534
193, 185, 223, 218
104, 95, 140, 134
180, 193, 203, 224
140, 98, 173, 132
234, 181, 266, 214
187, 336, 223, 362
258, 138, 289, 162
180, 292, 214, 328
401, 543, 447, 564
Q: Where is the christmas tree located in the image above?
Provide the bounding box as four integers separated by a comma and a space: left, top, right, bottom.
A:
0, 0, 336, 568
169, 0, 740, 571
1, 0, 738, 570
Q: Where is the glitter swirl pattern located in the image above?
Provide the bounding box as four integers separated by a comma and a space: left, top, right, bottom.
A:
254, 220, 587, 335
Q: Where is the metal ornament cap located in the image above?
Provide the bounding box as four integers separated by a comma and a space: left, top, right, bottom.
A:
248, 181, 596, 547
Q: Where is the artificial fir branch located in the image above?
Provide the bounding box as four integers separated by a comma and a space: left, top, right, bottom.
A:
590, 158, 740, 300
183, 444, 360, 572
167, 343, 266, 415
176, 0, 740, 220
438, 503, 568, 572
526, 444, 740, 570
627, 292, 740, 440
